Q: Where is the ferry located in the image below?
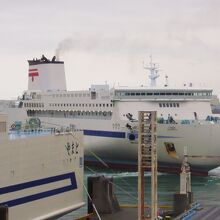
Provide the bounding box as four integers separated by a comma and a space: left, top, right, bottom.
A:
0, 113, 84, 220
5, 55, 220, 176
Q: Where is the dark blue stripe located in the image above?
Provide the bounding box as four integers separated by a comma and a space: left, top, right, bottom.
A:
84, 129, 181, 139
84, 129, 125, 138
0, 172, 77, 207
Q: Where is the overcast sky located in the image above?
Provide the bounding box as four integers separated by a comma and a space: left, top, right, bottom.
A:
0, 0, 220, 99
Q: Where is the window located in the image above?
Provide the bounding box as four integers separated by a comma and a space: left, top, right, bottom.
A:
169, 103, 172, 107
173, 103, 176, 107
159, 103, 162, 107
147, 93, 152, 96
131, 93, 135, 96
136, 93, 140, 96
141, 93, 145, 96
177, 103, 180, 107
166, 103, 169, 107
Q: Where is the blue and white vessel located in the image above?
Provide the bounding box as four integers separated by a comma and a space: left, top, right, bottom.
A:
5, 55, 220, 176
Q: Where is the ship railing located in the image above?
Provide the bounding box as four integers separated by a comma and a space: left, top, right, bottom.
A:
9, 127, 79, 135
157, 118, 220, 125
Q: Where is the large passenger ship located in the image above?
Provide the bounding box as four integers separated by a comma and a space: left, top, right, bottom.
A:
6, 55, 220, 176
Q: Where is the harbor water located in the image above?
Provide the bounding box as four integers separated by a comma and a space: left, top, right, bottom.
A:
58, 167, 220, 219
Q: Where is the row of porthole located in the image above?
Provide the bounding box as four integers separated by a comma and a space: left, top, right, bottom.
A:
24, 103, 44, 108
52, 93, 90, 98
159, 103, 180, 108
49, 103, 113, 108
27, 110, 112, 117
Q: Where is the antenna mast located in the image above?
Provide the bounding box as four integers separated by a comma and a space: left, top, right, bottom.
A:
143, 56, 160, 87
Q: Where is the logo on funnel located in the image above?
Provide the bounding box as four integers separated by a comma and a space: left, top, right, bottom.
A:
29, 69, 39, 82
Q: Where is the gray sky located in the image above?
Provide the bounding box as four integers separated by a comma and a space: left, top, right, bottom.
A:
0, 0, 220, 99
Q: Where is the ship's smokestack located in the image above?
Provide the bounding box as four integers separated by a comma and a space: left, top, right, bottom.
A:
27, 55, 67, 91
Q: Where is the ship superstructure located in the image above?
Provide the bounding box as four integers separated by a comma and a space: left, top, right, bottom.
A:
6, 55, 220, 175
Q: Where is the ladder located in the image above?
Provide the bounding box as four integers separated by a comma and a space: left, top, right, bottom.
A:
138, 111, 157, 220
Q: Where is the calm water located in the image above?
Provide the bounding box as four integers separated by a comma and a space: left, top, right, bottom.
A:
58, 167, 220, 219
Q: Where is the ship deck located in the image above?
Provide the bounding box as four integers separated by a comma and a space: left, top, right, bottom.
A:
8, 129, 53, 140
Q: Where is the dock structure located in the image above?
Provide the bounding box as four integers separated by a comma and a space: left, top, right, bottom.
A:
138, 111, 158, 220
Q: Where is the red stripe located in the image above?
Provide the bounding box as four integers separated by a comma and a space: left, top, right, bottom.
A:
29, 69, 38, 72
29, 72, 39, 76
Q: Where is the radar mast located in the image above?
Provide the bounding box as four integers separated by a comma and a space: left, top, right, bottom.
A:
143, 56, 160, 87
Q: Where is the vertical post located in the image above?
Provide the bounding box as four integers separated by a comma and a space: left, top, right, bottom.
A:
138, 111, 157, 220
138, 111, 145, 220
151, 112, 157, 220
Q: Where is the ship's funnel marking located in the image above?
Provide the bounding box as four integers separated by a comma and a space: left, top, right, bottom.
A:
29, 69, 39, 82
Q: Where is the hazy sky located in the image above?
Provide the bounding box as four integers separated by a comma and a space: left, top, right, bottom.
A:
0, 0, 220, 99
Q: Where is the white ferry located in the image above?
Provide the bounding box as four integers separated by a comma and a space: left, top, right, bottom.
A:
6, 55, 220, 176
0, 113, 84, 220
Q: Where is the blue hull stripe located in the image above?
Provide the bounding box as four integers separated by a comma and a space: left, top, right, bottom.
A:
84, 129, 181, 139
84, 129, 126, 138
0, 172, 77, 207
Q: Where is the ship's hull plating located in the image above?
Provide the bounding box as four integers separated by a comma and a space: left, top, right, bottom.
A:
0, 132, 84, 220
25, 114, 220, 176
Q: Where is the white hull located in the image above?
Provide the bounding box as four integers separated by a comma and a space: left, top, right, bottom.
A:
14, 113, 220, 175
0, 129, 84, 220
